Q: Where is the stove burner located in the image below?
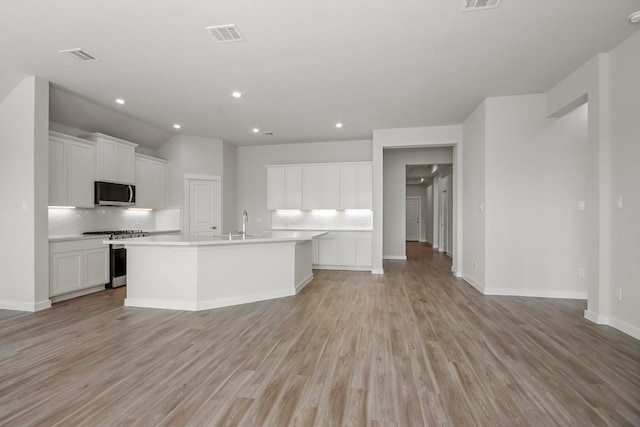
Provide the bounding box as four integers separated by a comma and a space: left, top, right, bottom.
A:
83, 230, 149, 239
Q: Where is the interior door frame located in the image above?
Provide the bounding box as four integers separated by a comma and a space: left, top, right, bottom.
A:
405, 196, 421, 242
439, 189, 449, 253
183, 174, 222, 238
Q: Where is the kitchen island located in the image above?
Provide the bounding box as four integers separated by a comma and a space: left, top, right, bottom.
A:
109, 231, 326, 311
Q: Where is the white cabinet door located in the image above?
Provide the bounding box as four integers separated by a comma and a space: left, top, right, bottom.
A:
135, 157, 153, 208
322, 166, 340, 208
118, 144, 136, 184
151, 161, 167, 209
340, 165, 357, 209
284, 167, 302, 209
338, 239, 356, 266
267, 167, 285, 210
48, 138, 66, 206
98, 139, 119, 182
303, 166, 322, 209
49, 133, 95, 208
318, 239, 338, 265
355, 239, 373, 266
67, 141, 95, 207
357, 164, 373, 209
85, 248, 109, 287
51, 251, 84, 296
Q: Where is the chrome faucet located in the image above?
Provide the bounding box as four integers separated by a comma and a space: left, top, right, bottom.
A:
241, 210, 248, 235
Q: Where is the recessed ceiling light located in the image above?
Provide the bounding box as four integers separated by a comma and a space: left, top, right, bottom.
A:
232, 91, 242, 98
173, 124, 181, 129
252, 128, 260, 133
335, 123, 343, 128
115, 98, 126, 105
630, 11, 640, 23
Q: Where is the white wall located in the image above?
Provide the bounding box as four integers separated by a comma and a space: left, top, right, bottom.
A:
484, 95, 589, 299
158, 134, 224, 213
383, 148, 453, 259
0, 76, 50, 311
462, 101, 486, 290
236, 140, 372, 233
222, 141, 238, 234
608, 30, 640, 338
425, 182, 434, 243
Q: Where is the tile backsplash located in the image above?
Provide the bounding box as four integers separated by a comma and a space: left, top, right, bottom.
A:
271, 210, 373, 230
48, 207, 178, 236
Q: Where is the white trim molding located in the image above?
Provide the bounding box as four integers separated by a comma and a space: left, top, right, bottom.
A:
463, 275, 485, 294
0, 299, 51, 312
584, 310, 640, 340
383, 255, 407, 260
483, 288, 588, 300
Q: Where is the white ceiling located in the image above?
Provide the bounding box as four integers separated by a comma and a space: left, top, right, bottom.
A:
1, 0, 639, 149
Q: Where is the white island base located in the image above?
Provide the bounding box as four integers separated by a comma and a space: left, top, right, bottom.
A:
122, 233, 321, 311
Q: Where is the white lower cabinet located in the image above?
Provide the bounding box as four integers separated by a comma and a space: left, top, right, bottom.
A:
51, 251, 84, 295
50, 239, 109, 299
313, 231, 372, 271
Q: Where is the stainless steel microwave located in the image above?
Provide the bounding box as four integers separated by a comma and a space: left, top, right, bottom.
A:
94, 181, 136, 206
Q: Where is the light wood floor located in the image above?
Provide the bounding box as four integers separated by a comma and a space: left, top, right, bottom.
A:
1, 243, 638, 426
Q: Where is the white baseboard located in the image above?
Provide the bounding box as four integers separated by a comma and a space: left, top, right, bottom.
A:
584, 310, 640, 340
584, 310, 607, 324
126, 288, 296, 312
419, 239, 426, 243
609, 317, 640, 340
295, 273, 314, 293
383, 255, 407, 260
371, 268, 384, 275
462, 275, 485, 293
483, 288, 588, 300
50, 285, 105, 304
0, 299, 52, 312
313, 265, 372, 272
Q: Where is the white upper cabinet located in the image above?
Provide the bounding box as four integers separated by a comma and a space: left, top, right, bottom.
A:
48, 131, 96, 208
83, 133, 138, 185
268, 166, 302, 210
135, 154, 168, 209
340, 164, 372, 209
268, 162, 372, 210
302, 165, 340, 209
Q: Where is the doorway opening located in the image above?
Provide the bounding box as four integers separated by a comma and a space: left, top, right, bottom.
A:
405, 164, 453, 265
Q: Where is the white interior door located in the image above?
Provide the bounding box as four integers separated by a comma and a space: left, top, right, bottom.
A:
188, 178, 221, 240
406, 197, 420, 242
440, 191, 449, 252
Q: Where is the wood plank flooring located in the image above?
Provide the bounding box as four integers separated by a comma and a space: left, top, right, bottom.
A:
0, 242, 638, 426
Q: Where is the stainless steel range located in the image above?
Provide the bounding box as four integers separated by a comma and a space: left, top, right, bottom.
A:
82, 230, 150, 288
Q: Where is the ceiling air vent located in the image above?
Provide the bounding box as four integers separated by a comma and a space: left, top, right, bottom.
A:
58, 48, 100, 62
461, 0, 501, 12
261, 131, 274, 136
205, 25, 244, 43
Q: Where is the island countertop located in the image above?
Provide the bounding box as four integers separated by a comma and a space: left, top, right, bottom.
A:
105, 230, 327, 246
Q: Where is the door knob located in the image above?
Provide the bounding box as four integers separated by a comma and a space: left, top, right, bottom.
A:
210, 226, 217, 229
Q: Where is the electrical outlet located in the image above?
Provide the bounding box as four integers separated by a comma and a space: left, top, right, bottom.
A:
578, 268, 585, 278
616, 196, 623, 209
578, 201, 585, 211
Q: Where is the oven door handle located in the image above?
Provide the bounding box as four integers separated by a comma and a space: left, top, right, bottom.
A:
112, 244, 125, 250
128, 185, 134, 203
